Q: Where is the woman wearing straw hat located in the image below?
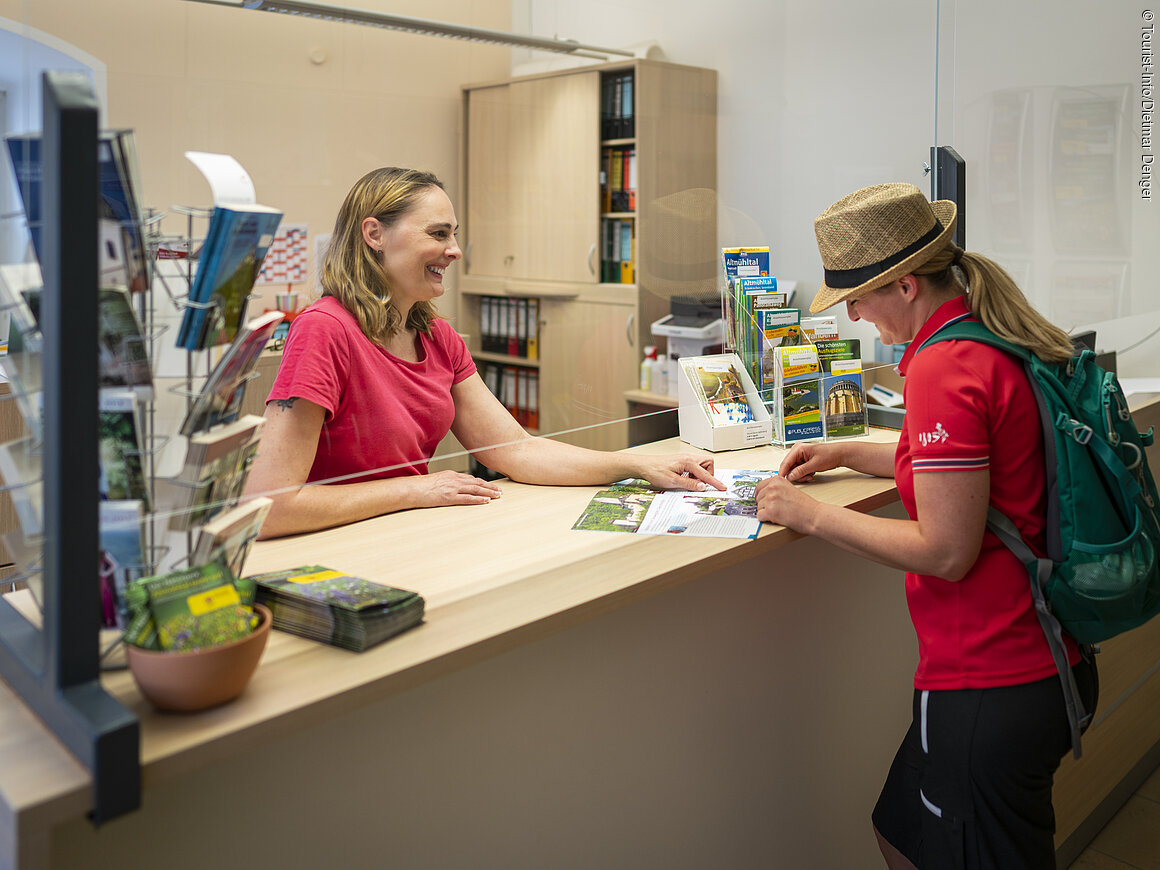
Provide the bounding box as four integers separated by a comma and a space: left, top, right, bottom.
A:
245, 167, 723, 539
754, 183, 1097, 870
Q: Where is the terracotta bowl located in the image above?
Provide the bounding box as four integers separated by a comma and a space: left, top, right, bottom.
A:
125, 604, 271, 712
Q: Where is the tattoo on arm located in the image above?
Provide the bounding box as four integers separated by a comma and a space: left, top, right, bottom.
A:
272, 397, 300, 411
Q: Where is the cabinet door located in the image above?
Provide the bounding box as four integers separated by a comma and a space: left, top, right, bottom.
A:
466, 84, 516, 279
466, 73, 601, 283
538, 296, 636, 451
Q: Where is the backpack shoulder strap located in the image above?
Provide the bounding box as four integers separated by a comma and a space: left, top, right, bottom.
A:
916, 314, 1031, 362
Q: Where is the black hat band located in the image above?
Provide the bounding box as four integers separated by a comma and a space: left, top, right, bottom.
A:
823, 220, 944, 290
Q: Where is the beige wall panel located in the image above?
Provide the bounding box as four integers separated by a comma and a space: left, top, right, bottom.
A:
21, 0, 188, 77
5, 0, 510, 313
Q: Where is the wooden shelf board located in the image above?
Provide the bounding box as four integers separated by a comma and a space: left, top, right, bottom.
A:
624, 389, 678, 408
472, 351, 540, 368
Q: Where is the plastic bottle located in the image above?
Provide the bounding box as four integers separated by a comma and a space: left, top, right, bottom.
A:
650, 350, 670, 397
640, 345, 658, 391
650, 350, 668, 395
666, 355, 679, 397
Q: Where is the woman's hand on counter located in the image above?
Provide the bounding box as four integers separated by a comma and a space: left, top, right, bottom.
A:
632, 455, 726, 492
411, 470, 503, 507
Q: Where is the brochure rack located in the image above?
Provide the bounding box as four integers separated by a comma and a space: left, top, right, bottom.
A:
0, 72, 140, 824
677, 348, 869, 451
0, 84, 272, 829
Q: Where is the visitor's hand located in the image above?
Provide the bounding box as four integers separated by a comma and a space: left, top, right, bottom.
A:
755, 473, 820, 530
778, 441, 843, 483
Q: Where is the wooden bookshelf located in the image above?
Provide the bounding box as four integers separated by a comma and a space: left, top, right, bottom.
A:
459, 59, 717, 453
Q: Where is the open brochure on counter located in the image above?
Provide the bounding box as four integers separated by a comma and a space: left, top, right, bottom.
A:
572, 469, 775, 540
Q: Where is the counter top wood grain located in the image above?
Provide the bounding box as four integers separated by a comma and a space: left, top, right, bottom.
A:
0, 429, 901, 865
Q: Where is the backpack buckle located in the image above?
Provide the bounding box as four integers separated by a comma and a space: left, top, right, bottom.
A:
1057, 412, 1093, 444
1122, 441, 1143, 472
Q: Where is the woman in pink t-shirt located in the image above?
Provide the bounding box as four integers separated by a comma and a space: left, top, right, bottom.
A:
245, 167, 722, 539
754, 184, 1097, 870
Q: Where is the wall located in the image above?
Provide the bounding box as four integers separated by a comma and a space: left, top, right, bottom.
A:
0, 0, 514, 317
0, 19, 107, 264
516, 0, 1160, 377
938, 1, 1158, 375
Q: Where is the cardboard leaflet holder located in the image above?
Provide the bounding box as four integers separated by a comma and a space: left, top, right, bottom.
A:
677, 353, 772, 452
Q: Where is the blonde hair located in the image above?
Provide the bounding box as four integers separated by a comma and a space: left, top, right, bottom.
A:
320, 167, 444, 347
915, 244, 1076, 364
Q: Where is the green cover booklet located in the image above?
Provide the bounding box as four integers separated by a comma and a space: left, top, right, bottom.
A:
124, 560, 253, 651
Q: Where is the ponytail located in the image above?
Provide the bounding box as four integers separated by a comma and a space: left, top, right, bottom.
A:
916, 245, 1075, 364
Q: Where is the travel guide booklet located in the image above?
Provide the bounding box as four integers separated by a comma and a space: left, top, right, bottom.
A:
814, 338, 862, 373
720, 246, 771, 350
821, 362, 869, 440
571, 469, 774, 540
22, 286, 153, 398
733, 278, 789, 386
190, 496, 273, 578
177, 203, 284, 350
167, 414, 265, 531
814, 339, 867, 439
775, 345, 823, 443
129, 560, 252, 651
759, 308, 803, 403
99, 499, 145, 629
99, 389, 149, 510
180, 310, 284, 436
6, 131, 149, 292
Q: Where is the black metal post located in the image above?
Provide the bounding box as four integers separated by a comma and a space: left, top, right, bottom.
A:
930, 145, 966, 250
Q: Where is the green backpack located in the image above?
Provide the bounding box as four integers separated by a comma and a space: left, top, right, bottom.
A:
919, 315, 1160, 756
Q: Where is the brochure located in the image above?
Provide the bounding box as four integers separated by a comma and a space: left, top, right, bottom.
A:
571, 469, 775, 540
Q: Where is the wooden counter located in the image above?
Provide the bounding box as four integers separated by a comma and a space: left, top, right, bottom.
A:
1, 404, 1158, 869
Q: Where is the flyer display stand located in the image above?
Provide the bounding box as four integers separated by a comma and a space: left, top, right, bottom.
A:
677, 353, 772, 452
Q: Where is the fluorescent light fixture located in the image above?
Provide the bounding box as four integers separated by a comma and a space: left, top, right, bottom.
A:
185, 0, 635, 59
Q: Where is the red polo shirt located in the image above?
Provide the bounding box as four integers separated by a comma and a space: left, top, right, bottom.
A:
895, 296, 1079, 690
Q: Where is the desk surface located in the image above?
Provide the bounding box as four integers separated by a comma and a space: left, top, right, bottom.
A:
0, 429, 902, 849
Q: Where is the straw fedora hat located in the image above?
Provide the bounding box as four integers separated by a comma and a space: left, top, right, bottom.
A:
809, 183, 957, 313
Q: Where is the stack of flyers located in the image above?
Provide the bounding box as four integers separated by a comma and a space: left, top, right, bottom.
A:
249, 565, 425, 652
686, 358, 758, 426
758, 309, 802, 405
775, 344, 823, 443
733, 277, 788, 384
816, 340, 868, 439
720, 246, 770, 349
